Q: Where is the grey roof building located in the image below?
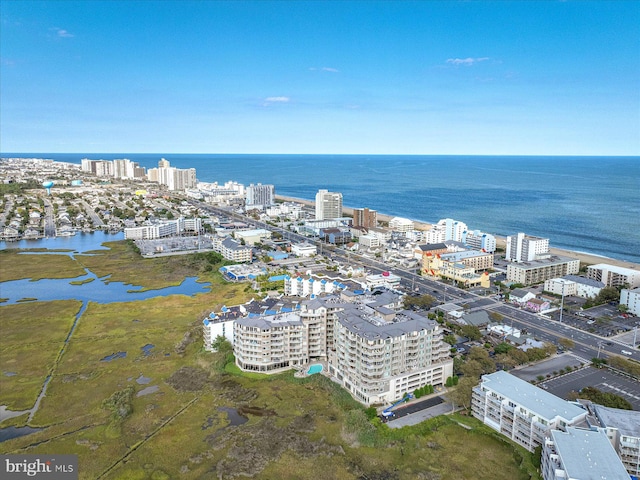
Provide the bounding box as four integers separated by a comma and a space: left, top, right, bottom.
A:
542, 427, 630, 480
472, 371, 587, 452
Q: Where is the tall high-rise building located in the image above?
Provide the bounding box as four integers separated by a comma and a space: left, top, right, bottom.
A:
246, 183, 275, 209
505, 232, 549, 262
352, 208, 377, 228
315, 189, 343, 220
462, 230, 497, 253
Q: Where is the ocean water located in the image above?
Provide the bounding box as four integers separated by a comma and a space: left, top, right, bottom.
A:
3, 154, 639, 263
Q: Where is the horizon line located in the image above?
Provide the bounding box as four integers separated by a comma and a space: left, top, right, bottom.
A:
2, 152, 639, 158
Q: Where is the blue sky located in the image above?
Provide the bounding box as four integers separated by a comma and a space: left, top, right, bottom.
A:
1, 1, 639, 155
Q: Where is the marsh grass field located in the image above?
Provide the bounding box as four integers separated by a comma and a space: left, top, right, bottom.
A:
0, 241, 540, 479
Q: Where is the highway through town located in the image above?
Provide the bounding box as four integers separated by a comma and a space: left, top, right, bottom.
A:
191, 200, 640, 366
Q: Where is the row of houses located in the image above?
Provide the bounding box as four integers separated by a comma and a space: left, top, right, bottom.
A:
472, 370, 639, 479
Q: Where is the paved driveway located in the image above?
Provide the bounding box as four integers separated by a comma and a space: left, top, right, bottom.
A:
386, 396, 453, 428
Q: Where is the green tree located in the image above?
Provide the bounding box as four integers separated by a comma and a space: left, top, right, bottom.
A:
460, 325, 482, 341
443, 334, 457, 345
446, 376, 477, 411
568, 387, 632, 410
494, 342, 513, 355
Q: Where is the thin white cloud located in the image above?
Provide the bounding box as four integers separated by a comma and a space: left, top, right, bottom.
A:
54, 28, 74, 38
264, 96, 290, 103
262, 96, 290, 107
446, 57, 489, 66
309, 67, 340, 73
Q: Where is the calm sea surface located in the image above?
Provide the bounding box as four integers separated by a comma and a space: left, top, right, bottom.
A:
3, 154, 639, 263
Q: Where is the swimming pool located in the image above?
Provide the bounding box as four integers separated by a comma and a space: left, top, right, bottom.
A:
307, 364, 323, 375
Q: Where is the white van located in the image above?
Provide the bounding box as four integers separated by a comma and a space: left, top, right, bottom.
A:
621, 350, 633, 355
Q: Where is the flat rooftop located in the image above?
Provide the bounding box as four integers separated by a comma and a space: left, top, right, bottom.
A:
551, 427, 629, 480
593, 403, 640, 437
480, 371, 586, 422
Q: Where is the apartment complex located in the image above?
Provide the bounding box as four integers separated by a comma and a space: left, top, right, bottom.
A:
472, 371, 587, 452
315, 189, 343, 220
208, 289, 452, 405
587, 263, 640, 289
330, 304, 453, 405
542, 427, 629, 480
124, 217, 202, 240
234, 312, 309, 373
245, 183, 275, 209
423, 218, 468, 243
506, 233, 550, 262
388, 217, 415, 234
81, 158, 114, 177
582, 401, 640, 477
621, 287, 640, 316
147, 158, 197, 191
352, 208, 378, 229
211, 236, 253, 262
543, 275, 605, 299
462, 229, 497, 253
507, 256, 580, 285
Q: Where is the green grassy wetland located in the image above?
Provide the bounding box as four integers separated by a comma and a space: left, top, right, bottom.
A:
0, 241, 540, 479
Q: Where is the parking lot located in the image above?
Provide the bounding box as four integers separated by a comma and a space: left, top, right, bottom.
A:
511, 355, 585, 383
540, 367, 640, 410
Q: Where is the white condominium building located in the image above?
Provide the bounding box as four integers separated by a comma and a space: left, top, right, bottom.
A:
620, 287, 640, 316
246, 183, 275, 209
330, 305, 453, 405
388, 217, 415, 233
462, 229, 497, 253
506, 232, 550, 262
506, 256, 580, 286
423, 218, 468, 244
472, 371, 587, 452
581, 401, 640, 477
587, 263, 640, 289
315, 189, 343, 220
234, 313, 310, 373
542, 427, 629, 480
544, 275, 605, 299
284, 275, 346, 297
124, 217, 196, 240
211, 236, 253, 263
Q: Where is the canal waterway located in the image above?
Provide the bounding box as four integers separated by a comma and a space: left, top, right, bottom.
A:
0, 231, 124, 253
0, 233, 212, 305
0, 233, 212, 440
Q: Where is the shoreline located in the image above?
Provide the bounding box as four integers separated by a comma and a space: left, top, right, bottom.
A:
276, 194, 640, 271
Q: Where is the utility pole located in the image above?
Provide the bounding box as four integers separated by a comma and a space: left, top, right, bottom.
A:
634, 324, 638, 349
558, 280, 566, 324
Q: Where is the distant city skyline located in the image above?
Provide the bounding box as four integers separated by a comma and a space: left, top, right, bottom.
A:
1, 1, 639, 155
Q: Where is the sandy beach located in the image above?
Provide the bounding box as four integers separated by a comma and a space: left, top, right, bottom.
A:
276, 194, 639, 271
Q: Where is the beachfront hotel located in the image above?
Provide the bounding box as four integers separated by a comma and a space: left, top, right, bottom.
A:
315, 189, 343, 220
506, 255, 580, 286
506, 232, 550, 263
587, 263, 640, 289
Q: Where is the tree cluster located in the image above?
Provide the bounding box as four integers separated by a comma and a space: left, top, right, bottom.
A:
414, 384, 435, 398
568, 386, 633, 410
